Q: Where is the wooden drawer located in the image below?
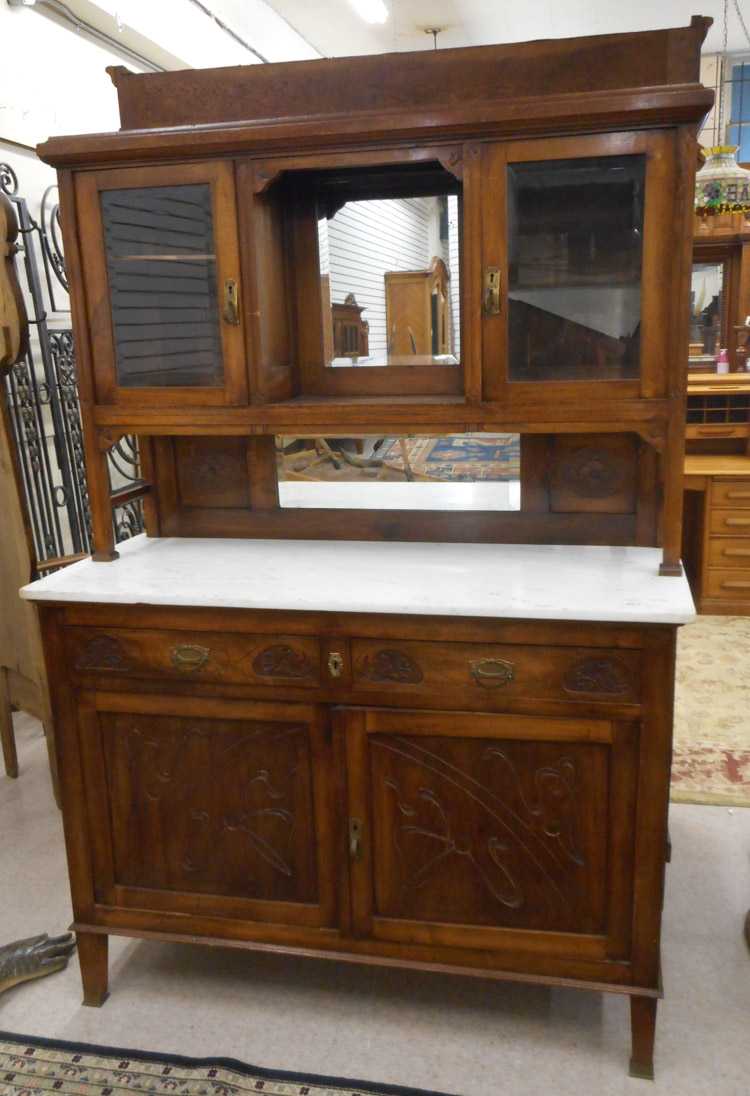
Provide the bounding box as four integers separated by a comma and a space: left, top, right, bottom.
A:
68, 627, 321, 687
685, 425, 750, 441
708, 538, 750, 568
709, 509, 750, 536
706, 569, 750, 600
350, 638, 640, 704
712, 480, 750, 509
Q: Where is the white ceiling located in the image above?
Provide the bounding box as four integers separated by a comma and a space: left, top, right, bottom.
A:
262, 0, 748, 58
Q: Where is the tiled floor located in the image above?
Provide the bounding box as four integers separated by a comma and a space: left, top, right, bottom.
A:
1, 713, 749, 1096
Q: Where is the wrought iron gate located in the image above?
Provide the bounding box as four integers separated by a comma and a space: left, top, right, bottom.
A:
1, 162, 144, 571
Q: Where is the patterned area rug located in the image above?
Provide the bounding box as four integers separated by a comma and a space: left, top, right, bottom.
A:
672, 615, 750, 806
0, 1032, 457, 1096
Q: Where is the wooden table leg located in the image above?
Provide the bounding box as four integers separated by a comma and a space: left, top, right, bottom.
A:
77, 932, 109, 1007
629, 995, 657, 1080
0, 668, 18, 779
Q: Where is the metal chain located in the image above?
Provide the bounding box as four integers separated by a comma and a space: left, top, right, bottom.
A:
718, 0, 729, 141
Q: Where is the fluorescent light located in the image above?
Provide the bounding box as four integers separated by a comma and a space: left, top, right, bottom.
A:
348, 0, 389, 24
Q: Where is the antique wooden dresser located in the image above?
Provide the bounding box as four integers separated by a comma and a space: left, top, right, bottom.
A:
23, 19, 710, 1080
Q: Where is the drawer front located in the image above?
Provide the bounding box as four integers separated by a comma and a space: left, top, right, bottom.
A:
709, 509, 750, 536
68, 627, 321, 687
708, 538, 750, 568
685, 425, 750, 441
351, 638, 640, 704
706, 569, 750, 600
712, 480, 750, 509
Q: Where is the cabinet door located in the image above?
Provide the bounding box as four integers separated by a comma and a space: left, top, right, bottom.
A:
77, 693, 336, 928
482, 132, 675, 405
343, 708, 636, 963
76, 162, 247, 406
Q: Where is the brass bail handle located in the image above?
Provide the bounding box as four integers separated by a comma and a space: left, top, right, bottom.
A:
171, 644, 210, 672
223, 279, 240, 325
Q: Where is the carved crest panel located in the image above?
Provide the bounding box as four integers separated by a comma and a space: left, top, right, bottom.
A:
357, 649, 424, 684
368, 731, 609, 934
252, 644, 315, 680
100, 712, 319, 905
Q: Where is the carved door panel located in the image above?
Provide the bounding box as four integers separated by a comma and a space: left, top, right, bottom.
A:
342, 708, 637, 961
77, 693, 337, 928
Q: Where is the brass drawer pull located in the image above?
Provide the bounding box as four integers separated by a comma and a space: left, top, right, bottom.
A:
697, 428, 737, 436
170, 644, 210, 672
470, 657, 514, 688
223, 278, 240, 325
725, 490, 750, 499
720, 580, 750, 589
327, 651, 344, 678
724, 517, 750, 526
722, 548, 750, 557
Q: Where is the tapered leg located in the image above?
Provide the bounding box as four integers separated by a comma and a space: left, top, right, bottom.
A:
0, 668, 18, 779
77, 932, 109, 1007
42, 721, 61, 809
629, 996, 657, 1080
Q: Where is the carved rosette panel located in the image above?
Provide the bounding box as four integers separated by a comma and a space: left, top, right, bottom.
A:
74, 634, 130, 673
370, 730, 607, 933
252, 644, 314, 680
558, 446, 626, 499
359, 649, 424, 684
563, 657, 632, 697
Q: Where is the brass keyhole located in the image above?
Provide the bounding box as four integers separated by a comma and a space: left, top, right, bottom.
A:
327, 651, 344, 678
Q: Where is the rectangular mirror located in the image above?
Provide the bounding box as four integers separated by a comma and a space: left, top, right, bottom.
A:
312, 164, 461, 368
507, 154, 645, 382
276, 434, 519, 511
689, 261, 725, 368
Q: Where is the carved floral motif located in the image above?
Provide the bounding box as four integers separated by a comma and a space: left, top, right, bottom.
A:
558, 446, 626, 499
252, 644, 314, 679
74, 634, 130, 672
563, 657, 632, 696
359, 649, 423, 684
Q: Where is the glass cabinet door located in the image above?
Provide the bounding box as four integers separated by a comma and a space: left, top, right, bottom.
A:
77, 162, 246, 405
507, 154, 645, 382
482, 132, 672, 402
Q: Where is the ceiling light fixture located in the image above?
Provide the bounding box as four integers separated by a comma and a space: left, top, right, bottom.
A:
348, 0, 389, 25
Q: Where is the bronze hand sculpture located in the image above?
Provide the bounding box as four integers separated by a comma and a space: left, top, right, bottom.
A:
0, 933, 76, 993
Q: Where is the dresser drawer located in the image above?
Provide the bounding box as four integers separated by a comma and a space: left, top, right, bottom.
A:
68, 627, 321, 687
705, 569, 750, 600
686, 425, 750, 441
712, 480, 750, 509
350, 638, 640, 704
709, 509, 750, 535
708, 538, 750, 568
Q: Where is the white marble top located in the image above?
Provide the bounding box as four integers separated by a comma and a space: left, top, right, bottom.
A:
21, 535, 695, 625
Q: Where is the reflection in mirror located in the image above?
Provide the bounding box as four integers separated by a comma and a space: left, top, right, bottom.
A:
508, 155, 645, 382
689, 262, 724, 368
319, 192, 461, 368
276, 434, 519, 511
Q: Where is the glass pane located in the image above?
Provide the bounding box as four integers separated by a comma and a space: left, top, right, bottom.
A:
320, 193, 461, 368
508, 155, 645, 382
689, 261, 724, 367
101, 184, 223, 388
276, 434, 519, 511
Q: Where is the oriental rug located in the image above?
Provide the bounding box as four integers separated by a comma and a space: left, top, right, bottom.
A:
0, 1031, 457, 1096
672, 615, 750, 807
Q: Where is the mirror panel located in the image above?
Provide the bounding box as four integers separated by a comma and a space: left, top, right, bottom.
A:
276, 434, 520, 511
318, 191, 461, 368
689, 261, 725, 368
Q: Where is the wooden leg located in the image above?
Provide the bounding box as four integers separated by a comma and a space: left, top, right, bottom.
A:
42, 720, 62, 809
629, 996, 657, 1080
0, 668, 18, 779
77, 932, 109, 1007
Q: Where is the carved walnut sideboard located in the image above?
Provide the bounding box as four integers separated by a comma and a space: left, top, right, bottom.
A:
23, 18, 709, 1080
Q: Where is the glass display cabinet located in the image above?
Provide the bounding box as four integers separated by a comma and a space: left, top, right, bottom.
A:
25, 18, 709, 1080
